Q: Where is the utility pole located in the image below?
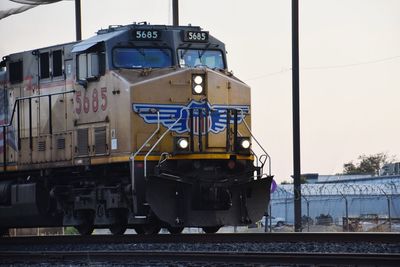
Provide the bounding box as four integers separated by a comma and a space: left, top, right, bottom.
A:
292, 0, 302, 232
172, 0, 179, 26
75, 0, 82, 41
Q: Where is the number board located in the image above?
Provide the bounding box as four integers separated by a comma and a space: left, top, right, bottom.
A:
132, 30, 161, 41
183, 31, 209, 42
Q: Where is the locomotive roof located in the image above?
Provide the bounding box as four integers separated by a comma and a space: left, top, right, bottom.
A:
71, 23, 220, 54
96, 23, 202, 34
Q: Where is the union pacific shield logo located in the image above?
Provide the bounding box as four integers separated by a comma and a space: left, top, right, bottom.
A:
132, 100, 249, 134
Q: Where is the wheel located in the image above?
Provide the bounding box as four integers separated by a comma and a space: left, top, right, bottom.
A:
202, 226, 220, 234
75, 223, 94, 236
134, 224, 161, 235
109, 224, 127, 235
276, 221, 284, 227
167, 226, 184, 234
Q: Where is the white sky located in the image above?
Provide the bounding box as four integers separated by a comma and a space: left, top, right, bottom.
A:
1, 0, 399, 183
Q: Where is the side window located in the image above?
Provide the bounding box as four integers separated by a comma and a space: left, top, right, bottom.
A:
78, 54, 87, 80
77, 52, 105, 81
40, 52, 50, 79
40, 49, 63, 80
52, 50, 63, 77
9, 61, 23, 84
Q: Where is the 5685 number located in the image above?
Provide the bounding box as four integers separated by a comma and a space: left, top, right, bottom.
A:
184, 31, 209, 42
133, 30, 160, 40
75, 87, 107, 114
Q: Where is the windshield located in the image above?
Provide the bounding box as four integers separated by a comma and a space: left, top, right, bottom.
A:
113, 48, 172, 69
178, 49, 224, 69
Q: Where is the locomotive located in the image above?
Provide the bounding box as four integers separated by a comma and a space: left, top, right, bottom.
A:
0, 23, 272, 235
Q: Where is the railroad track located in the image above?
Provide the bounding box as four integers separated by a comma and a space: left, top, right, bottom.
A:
1, 233, 399, 266
0, 232, 399, 244
1, 250, 399, 266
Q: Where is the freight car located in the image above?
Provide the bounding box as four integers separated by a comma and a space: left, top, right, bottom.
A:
0, 23, 272, 235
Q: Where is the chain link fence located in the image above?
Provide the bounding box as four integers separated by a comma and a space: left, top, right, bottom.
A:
268, 182, 400, 232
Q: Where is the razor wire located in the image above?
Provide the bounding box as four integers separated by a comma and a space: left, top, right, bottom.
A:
272, 182, 400, 199
269, 181, 400, 231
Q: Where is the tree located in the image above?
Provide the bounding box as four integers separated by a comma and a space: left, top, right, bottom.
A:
342, 153, 395, 175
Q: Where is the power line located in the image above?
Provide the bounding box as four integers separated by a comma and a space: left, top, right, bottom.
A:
244, 55, 400, 82
303, 55, 400, 71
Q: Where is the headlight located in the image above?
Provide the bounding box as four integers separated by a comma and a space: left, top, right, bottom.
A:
235, 137, 251, 153
193, 84, 203, 94
241, 139, 251, 149
194, 75, 203, 85
175, 137, 190, 152
192, 74, 205, 95
177, 138, 189, 149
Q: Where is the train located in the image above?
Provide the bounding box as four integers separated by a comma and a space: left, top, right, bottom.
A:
0, 22, 272, 235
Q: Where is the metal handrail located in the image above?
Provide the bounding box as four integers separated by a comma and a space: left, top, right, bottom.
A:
144, 107, 189, 178
130, 111, 160, 204
1, 90, 76, 170
0, 90, 76, 129
236, 108, 272, 176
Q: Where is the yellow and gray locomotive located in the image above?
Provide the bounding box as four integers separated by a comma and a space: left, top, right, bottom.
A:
0, 23, 272, 235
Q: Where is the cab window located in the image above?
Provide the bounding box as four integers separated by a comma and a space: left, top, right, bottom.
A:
178, 49, 224, 69
113, 48, 172, 69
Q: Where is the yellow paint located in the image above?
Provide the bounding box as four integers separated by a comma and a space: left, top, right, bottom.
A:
0, 165, 18, 172
90, 154, 254, 165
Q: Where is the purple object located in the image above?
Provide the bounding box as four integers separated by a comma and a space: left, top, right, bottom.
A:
270, 179, 277, 193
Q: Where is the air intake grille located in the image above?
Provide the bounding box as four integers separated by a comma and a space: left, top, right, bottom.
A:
77, 128, 89, 156
38, 140, 46, 152
57, 138, 65, 150
94, 127, 107, 155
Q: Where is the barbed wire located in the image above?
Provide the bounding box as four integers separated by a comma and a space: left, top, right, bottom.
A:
273, 182, 400, 200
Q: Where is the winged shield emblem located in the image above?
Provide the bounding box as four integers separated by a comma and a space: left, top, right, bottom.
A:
132, 100, 249, 134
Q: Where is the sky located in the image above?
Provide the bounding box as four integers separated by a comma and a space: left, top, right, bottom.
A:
0, 0, 399, 183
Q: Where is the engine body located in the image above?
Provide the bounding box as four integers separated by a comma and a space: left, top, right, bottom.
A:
0, 23, 272, 234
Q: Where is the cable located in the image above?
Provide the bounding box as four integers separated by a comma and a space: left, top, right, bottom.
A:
303, 55, 400, 71
244, 55, 400, 82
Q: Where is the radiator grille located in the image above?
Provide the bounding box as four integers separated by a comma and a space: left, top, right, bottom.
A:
94, 127, 107, 155
77, 128, 89, 156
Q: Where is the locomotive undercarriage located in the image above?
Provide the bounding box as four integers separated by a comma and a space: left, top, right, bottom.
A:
0, 157, 271, 235
147, 158, 271, 230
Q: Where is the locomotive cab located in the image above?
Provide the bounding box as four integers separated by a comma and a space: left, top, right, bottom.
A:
0, 23, 272, 235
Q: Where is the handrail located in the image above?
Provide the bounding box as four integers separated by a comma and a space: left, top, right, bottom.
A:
1, 90, 76, 170
0, 90, 76, 129
144, 107, 189, 178
130, 111, 160, 212
236, 108, 272, 177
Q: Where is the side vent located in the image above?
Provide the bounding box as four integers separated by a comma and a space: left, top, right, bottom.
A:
94, 127, 107, 155
57, 138, 66, 150
77, 128, 89, 156
38, 140, 46, 152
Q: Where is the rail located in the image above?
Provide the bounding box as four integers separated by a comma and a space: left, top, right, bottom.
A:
0, 90, 75, 170
0, 233, 399, 266
130, 111, 160, 213
237, 108, 272, 177
144, 107, 189, 178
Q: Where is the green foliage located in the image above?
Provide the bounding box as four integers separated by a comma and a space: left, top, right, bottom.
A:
64, 227, 79, 235
343, 153, 395, 175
